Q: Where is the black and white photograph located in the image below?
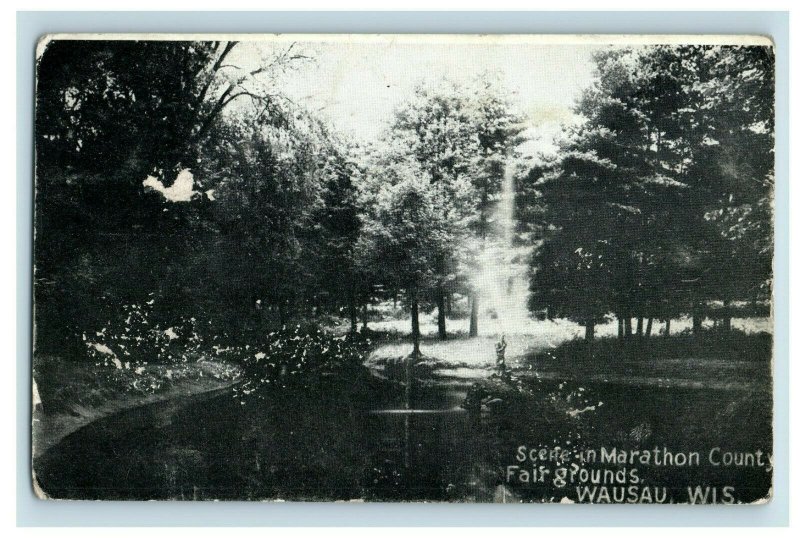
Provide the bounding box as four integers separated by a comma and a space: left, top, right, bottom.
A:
31, 34, 775, 503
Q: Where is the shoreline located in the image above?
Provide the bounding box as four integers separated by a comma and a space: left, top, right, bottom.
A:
32, 374, 239, 460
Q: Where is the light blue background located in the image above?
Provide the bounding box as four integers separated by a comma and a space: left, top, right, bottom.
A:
17, 10, 790, 527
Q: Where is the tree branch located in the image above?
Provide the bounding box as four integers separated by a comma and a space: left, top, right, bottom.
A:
194, 41, 239, 112
190, 41, 305, 142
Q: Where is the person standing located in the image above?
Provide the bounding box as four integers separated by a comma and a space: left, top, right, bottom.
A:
495, 334, 507, 376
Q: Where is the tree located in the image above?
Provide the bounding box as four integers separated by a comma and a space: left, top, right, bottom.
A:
380, 78, 523, 339
526, 44, 774, 342
464, 78, 525, 336
190, 105, 367, 331
384, 83, 479, 339
36, 40, 308, 181
34, 39, 321, 350
356, 163, 455, 357
527, 151, 621, 341
689, 46, 775, 330
310, 139, 365, 333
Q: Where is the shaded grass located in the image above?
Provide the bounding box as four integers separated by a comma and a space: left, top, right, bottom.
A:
34, 354, 240, 415
521, 329, 772, 391
528, 329, 772, 363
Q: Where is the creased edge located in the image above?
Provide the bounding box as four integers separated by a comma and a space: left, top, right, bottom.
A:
32, 467, 49, 500
35, 34, 54, 61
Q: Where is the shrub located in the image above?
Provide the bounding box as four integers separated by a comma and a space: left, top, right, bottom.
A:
235, 326, 371, 399
82, 298, 206, 371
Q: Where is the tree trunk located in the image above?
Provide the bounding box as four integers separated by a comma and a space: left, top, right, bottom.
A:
410, 291, 421, 358
436, 286, 447, 340
636, 317, 643, 337
469, 294, 479, 337
617, 316, 624, 339
361, 301, 368, 331
664, 319, 671, 337
624, 318, 633, 340
585, 320, 595, 341
722, 299, 732, 332
692, 310, 703, 336
645, 317, 653, 337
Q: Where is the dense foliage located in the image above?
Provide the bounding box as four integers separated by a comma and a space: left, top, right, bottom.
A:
35, 40, 365, 354
356, 80, 524, 348
235, 326, 372, 400
524, 45, 774, 340
34, 40, 774, 367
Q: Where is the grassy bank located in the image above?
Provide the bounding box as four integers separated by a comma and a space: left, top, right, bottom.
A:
32, 355, 240, 458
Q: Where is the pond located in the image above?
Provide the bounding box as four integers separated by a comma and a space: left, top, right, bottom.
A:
33, 365, 772, 503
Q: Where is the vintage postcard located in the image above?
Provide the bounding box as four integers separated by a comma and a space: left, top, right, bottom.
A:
32, 34, 774, 503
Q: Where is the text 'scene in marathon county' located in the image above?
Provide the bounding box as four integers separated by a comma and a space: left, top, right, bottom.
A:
31, 34, 775, 503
